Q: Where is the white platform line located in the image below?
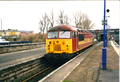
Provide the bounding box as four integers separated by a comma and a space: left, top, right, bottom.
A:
111, 41, 119, 55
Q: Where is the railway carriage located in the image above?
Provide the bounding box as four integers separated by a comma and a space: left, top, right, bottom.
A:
45, 25, 93, 59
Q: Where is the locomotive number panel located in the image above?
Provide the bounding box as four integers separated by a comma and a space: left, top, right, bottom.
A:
54, 44, 61, 51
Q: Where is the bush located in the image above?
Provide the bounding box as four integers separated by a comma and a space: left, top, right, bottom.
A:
20, 33, 46, 43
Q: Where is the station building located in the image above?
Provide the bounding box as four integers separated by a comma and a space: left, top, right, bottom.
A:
89, 29, 119, 44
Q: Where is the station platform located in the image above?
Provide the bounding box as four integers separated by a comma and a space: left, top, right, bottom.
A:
39, 41, 119, 82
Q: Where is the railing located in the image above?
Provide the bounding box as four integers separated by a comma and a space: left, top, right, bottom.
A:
0, 41, 32, 45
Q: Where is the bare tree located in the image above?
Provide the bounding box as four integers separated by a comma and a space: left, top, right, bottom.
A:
82, 14, 95, 30
39, 19, 43, 34
73, 11, 84, 28
56, 10, 70, 25
73, 11, 95, 30
64, 15, 69, 25
39, 13, 49, 34
49, 9, 54, 28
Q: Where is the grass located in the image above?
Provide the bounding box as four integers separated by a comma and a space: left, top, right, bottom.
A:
73, 69, 77, 71
85, 57, 94, 59
63, 81, 74, 82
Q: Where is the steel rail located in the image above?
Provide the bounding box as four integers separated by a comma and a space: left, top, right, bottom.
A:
22, 65, 53, 82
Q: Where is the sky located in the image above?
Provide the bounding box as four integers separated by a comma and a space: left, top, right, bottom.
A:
0, 1, 119, 33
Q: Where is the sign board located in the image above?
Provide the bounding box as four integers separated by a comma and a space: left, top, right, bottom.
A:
102, 20, 107, 25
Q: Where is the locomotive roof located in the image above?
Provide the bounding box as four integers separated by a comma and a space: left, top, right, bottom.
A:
48, 25, 92, 34
48, 25, 77, 31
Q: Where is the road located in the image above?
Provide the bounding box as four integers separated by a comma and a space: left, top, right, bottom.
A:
0, 47, 46, 65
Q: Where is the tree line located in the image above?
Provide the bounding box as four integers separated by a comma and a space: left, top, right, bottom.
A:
39, 10, 95, 34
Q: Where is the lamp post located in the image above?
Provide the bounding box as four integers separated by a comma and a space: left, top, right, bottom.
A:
102, 0, 107, 70
102, 0, 110, 69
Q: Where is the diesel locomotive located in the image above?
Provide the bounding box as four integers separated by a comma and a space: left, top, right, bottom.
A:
45, 25, 93, 59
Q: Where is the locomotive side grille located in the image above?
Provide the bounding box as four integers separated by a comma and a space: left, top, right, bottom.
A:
54, 44, 61, 51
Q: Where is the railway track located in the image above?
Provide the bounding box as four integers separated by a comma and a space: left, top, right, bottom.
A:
22, 58, 69, 82
23, 66, 53, 82
22, 62, 66, 82
0, 57, 51, 82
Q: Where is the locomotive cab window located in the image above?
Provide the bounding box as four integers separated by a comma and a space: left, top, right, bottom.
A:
72, 31, 76, 38
78, 34, 84, 41
59, 31, 70, 38
47, 31, 58, 39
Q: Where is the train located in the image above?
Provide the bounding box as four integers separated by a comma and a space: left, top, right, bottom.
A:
44, 25, 93, 59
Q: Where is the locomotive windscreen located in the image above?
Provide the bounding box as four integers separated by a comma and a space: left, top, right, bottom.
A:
59, 31, 70, 38
47, 31, 58, 38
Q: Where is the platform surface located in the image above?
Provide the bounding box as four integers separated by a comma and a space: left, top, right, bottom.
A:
39, 41, 119, 82
63, 41, 119, 82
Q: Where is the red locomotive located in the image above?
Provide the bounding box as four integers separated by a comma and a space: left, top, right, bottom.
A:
45, 25, 93, 59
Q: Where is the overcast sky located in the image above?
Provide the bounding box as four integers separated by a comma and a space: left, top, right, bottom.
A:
0, 1, 119, 33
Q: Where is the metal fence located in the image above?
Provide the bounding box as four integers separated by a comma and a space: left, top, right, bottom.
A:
0, 41, 32, 45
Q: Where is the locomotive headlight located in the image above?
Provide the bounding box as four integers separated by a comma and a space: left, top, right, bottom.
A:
62, 41, 65, 44
48, 45, 50, 50
66, 45, 69, 47
66, 45, 69, 50
49, 41, 51, 44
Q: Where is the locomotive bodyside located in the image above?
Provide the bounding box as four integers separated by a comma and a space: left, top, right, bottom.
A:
77, 31, 93, 51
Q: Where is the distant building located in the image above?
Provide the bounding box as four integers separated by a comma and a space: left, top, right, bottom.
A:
0, 29, 34, 37
5, 29, 21, 37
0, 29, 21, 38
89, 28, 119, 44
19, 30, 34, 36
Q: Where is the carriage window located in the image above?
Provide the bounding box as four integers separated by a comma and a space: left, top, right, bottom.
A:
59, 31, 70, 38
47, 31, 58, 38
79, 34, 84, 41
72, 31, 76, 38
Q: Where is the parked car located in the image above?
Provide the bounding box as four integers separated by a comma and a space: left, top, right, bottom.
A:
0, 37, 9, 43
